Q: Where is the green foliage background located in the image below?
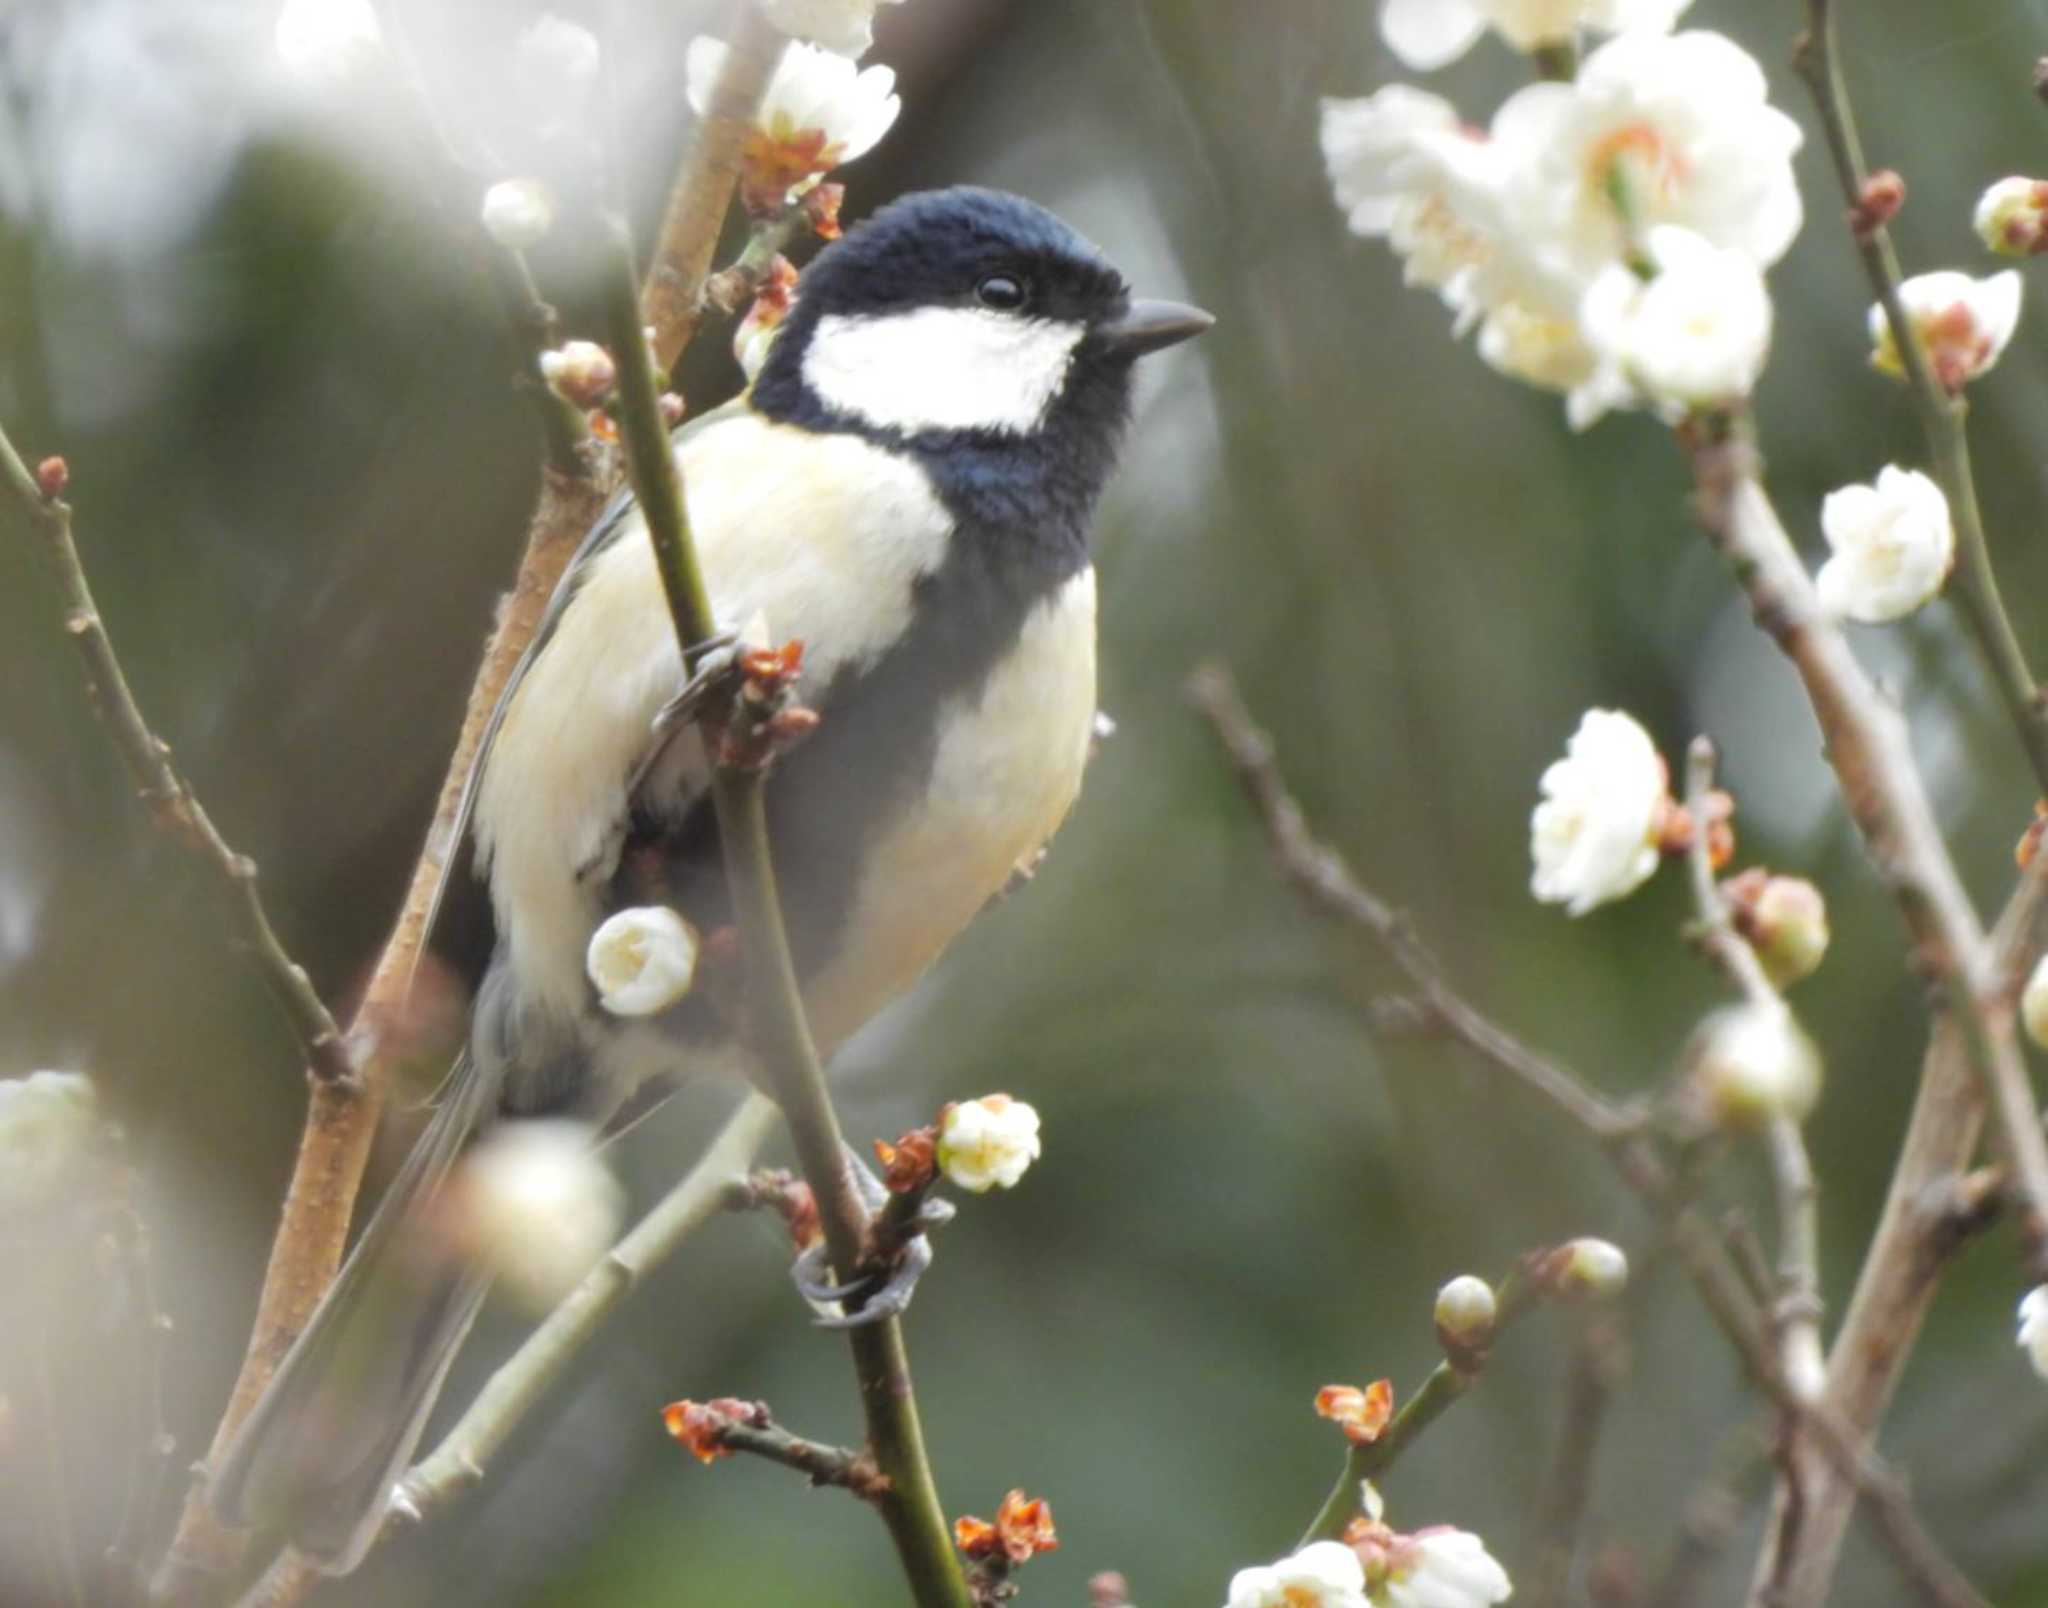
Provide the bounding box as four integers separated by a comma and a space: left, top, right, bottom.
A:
5, 1, 2048, 1603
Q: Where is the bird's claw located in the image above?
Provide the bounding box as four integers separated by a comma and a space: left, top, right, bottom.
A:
649, 627, 744, 733
787, 1152, 953, 1328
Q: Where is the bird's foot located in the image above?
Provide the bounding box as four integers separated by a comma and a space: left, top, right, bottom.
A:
788, 1148, 955, 1329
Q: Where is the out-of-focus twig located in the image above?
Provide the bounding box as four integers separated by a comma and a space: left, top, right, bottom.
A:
599, 214, 970, 1608
1792, 0, 2048, 794
396, 1095, 778, 1522
1188, 663, 1639, 1145
1525, 1317, 1627, 1608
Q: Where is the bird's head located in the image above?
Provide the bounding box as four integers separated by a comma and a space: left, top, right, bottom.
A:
751, 186, 1211, 451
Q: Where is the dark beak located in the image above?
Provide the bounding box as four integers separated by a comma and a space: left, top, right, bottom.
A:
1096, 298, 1215, 357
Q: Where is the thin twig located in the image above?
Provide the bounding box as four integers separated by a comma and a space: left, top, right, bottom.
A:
1299, 1363, 1477, 1544
1682, 738, 1776, 1010
598, 214, 971, 1608
1791, 0, 2048, 794
396, 1095, 778, 1521
1525, 1317, 1627, 1608
1194, 670, 1989, 1608
1685, 423, 2048, 1265
1187, 663, 1640, 1144
0, 440, 353, 1085
662, 1399, 891, 1504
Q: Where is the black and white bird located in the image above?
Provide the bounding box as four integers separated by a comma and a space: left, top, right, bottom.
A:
210, 184, 1211, 1571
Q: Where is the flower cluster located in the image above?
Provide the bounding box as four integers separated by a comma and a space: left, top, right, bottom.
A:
1321, 26, 1801, 426
688, 37, 900, 216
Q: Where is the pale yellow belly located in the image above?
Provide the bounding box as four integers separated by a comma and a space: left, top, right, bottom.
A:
801, 567, 1099, 1052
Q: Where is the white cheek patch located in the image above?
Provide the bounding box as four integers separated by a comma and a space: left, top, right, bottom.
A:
802, 306, 1087, 436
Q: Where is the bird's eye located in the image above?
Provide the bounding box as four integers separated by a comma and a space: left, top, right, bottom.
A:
975, 274, 1028, 311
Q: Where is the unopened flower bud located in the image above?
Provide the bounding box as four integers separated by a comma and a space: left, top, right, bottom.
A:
33, 456, 67, 499
1871, 270, 2023, 392
514, 14, 601, 117
1556, 1237, 1629, 1300
0, 1071, 101, 1213
539, 339, 616, 408
480, 178, 555, 252
1975, 176, 2048, 257
1433, 1274, 1498, 1351
451, 1121, 623, 1311
1851, 170, 1906, 238
2020, 1287, 2048, 1379
936, 1094, 1040, 1193
1691, 1002, 1823, 1131
587, 906, 698, 1016
2023, 953, 2048, 1052
1722, 869, 1830, 987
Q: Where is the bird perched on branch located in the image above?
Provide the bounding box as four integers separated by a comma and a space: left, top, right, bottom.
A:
209, 184, 1211, 1572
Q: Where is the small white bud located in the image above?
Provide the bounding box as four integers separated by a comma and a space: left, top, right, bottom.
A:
1557, 1237, 1629, 1300
1975, 177, 2048, 258
538, 339, 617, 409
2023, 954, 2048, 1053
480, 179, 555, 252
274, 0, 384, 82
1691, 1002, 1823, 1131
1723, 870, 1830, 988
587, 906, 698, 1017
514, 14, 602, 112
2019, 1286, 2048, 1380
0, 1071, 101, 1213
1433, 1274, 1498, 1348
1815, 466, 1954, 625
453, 1121, 624, 1312
936, 1094, 1041, 1193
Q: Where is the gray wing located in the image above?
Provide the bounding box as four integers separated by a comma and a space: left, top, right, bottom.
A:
415, 396, 752, 965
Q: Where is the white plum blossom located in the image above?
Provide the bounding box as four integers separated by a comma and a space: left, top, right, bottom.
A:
1381, 1529, 1514, 1608
1496, 31, 1804, 293
2020, 1287, 2048, 1380
759, 0, 909, 59
1576, 225, 1773, 424
0, 1070, 100, 1213
1975, 177, 2048, 257
480, 179, 555, 252
1871, 270, 2022, 392
1379, 0, 1693, 71
1224, 1541, 1370, 1608
1530, 709, 1669, 915
514, 14, 602, 106
273, 0, 383, 82
1814, 466, 1954, 624
1321, 30, 1799, 426
936, 1094, 1042, 1193
587, 906, 699, 1016
453, 1121, 624, 1312
687, 37, 899, 209
2022, 954, 2048, 1052
1692, 1002, 1823, 1130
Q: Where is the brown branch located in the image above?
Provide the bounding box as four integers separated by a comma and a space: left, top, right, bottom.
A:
1187, 662, 1640, 1145
662, 1398, 891, 1504
1193, 667, 1990, 1608
148, 24, 783, 1600
643, 8, 784, 373
0, 444, 353, 1085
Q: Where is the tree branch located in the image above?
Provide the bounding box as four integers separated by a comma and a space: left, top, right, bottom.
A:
1791, 0, 2048, 793
597, 215, 971, 1608
0, 440, 353, 1086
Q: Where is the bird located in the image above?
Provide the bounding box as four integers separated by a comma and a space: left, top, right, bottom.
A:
207, 184, 1212, 1573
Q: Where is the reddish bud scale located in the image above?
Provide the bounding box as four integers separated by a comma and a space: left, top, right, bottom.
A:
1851, 169, 1906, 237
34, 456, 68, 499
660, 1396, 764, 1463
801, 181, 846, 240
1315, 1379, 1394, 1444
956, 1490, 1060, 1564
874, 1125, 939, 1192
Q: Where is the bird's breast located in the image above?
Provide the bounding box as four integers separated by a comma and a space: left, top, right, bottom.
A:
798, 565, 1098, 1051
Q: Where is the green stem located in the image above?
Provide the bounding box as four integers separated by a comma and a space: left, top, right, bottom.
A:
1299, 1362, 1476, 1544
598, 221, 971, 1608
1793, 0, 2048, 793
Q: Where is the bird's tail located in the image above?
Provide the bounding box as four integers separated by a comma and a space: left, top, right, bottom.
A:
208, 1052, 500, 1575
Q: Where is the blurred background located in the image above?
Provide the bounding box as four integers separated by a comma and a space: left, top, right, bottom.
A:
6, 0, 2048, 1602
